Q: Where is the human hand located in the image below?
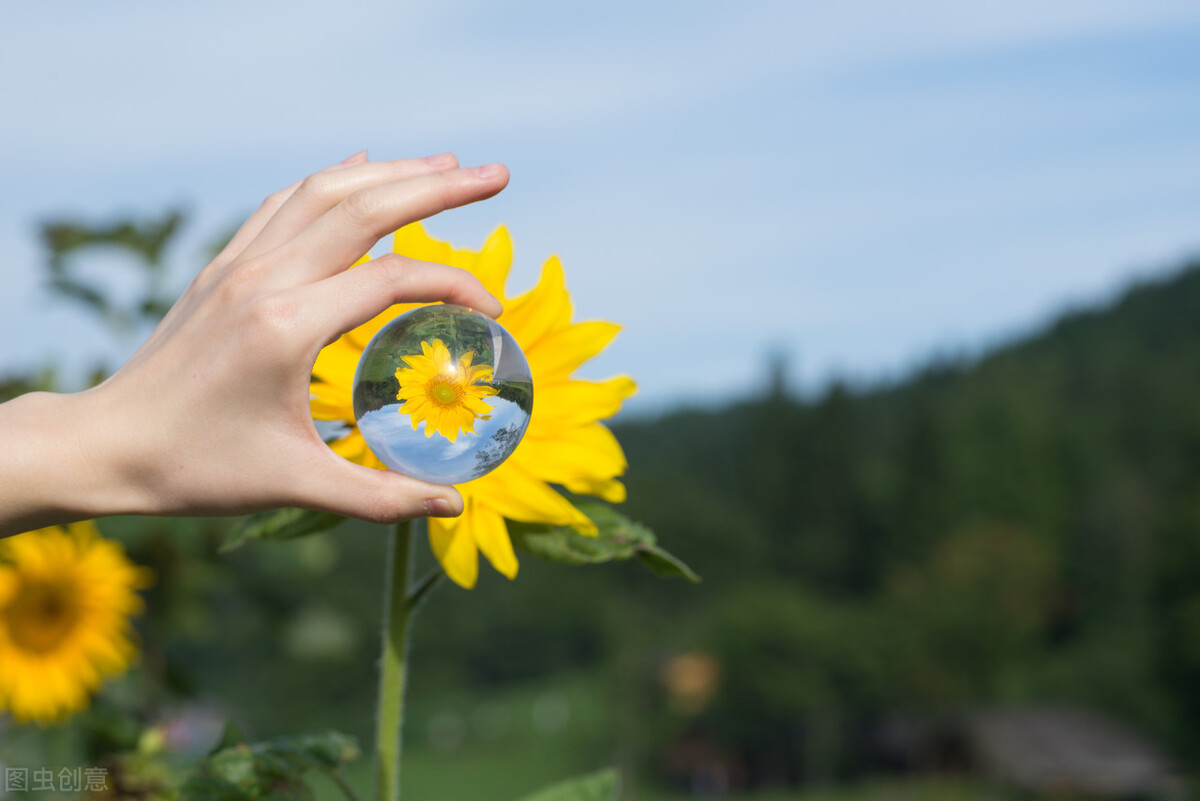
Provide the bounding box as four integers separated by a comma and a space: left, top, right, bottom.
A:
0, 152, 508, 535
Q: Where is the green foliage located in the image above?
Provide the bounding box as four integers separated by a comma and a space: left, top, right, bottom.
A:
221, 508, 347, 553
42, 210, 183, 269
883, 521, 1057, 705
40, 209, 184, 335
696, 583, 889, 779
515, 767, 619, 801
177, 731, 360, 801
353, 378, 395, 411
510, 500, 699, 582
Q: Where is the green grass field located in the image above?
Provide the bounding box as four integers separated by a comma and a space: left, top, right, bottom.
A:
306, 673, 1014, 801
315, 763, 1010, 801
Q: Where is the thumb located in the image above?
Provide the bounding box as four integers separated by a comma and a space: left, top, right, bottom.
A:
299, 449, 464, 524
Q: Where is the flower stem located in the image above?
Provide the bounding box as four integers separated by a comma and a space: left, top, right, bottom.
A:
373, 518, 419, 801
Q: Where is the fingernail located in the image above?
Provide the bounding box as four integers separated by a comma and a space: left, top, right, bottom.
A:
424, 152, 456, 167
340, 149, 368, 165
425, 498, 457, 517
475, 163, 504, 179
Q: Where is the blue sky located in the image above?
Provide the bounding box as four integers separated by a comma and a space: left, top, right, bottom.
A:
3, 1, 1200, 411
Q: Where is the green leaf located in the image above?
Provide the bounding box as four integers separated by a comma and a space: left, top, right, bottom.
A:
221, 508, 346, 553
509, 501, 699, 582
178, 731, 360, 801
174, 773, 246, 801
281, 731, 361, 768
516, 768, 619, 801
636, 544, 702, 583
207, 747, 259, 789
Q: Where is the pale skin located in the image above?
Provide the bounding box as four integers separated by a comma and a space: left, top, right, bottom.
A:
0, 151, 509, 538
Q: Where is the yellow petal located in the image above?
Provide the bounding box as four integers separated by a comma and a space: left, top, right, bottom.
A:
436, 409, 461, 442
395, 384, 425, 400
431, 339, 455, 368
467, 365, 496, 386
428, 513, 479, 589
310, 381, 354, 420
329, 432, 385, 470
527, 321, 621, 383
468, 463, 597, 535
471, 504, 519, 579
474, 226, 514, 301
0, 569, 17, 606
517, 422, 627, 488
530, 376, 637, 426
583, 477, 627, 503
502, 256, 571, 350
392, 222, 513, 301
460, 393, 494, 416
311, 336, 361, 387
394, 221, 458, 266
456, 405, 481, 435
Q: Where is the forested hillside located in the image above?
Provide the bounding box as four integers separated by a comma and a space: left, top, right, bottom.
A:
608, 261, 1200, 777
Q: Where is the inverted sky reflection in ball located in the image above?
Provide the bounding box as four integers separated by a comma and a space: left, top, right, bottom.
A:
352, 304, 533, 485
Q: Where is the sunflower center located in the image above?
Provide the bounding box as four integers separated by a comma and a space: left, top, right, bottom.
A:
427, 377, 465, 408
4, 578, 82, 654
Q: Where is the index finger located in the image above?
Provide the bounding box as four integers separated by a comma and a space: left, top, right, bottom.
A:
306, 254, 504, 343
269, 164, 509, 286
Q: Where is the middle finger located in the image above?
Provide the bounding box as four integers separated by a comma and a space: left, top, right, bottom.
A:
238, 153, 460, 263
265, 163, 510, 287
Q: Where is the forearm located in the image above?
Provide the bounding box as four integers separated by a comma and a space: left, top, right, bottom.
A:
0, 389, 147, 537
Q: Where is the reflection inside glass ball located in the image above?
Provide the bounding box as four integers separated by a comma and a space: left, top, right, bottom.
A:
352, 304, 533, 485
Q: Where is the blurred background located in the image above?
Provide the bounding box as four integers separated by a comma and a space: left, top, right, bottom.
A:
3, 1, 1200, 799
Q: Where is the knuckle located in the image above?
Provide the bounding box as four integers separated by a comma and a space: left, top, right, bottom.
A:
261, 188, 288, 210
458, 269, 486, 295
215, 257, 266, 300
246, 292, 302, 341
341, 187, 378, 226
372, 253, 413, 288
295, 173, 335, 204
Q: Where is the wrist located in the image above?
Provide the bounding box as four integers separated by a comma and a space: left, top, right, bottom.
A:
0, 388, 152, 536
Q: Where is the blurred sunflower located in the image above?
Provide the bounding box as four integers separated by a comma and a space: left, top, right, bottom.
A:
0, 521, 153, 725
311, 222, 636, 588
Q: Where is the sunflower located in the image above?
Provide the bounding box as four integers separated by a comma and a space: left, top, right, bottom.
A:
394, 338, 497, 442
0, 521, 152, 725
311, 222, 636, 588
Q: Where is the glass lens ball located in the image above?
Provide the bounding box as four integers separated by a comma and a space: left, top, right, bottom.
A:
352, 304, 533, 485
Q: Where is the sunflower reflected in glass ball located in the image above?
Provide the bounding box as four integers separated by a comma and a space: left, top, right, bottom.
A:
352, 304, 533, 485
